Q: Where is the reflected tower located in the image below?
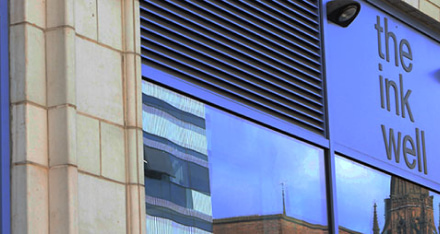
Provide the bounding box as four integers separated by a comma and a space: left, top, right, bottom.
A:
381, 177, 437, 234
143, 82, 213, 233
373, 203, 380, 234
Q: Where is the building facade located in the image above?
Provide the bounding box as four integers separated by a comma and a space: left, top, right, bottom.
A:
4, 0, 144, 233
380, 177, 438, 234
2, 0, 440, 233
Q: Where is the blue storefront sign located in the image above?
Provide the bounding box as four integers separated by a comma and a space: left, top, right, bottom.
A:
325, 0, 440, 190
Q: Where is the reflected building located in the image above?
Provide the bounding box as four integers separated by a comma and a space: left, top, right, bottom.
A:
143, 82, 213, 234
212, 188, 335, 234
213, 214, 330, 234
376, 177, 438, 234
212, 209, 361, 234
212, 211, 361, 234
213, 176, 440, 234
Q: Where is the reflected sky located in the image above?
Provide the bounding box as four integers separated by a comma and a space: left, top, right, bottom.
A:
336, 156, 390, 233
205, 106, 327, 226
336, 155, 440, 233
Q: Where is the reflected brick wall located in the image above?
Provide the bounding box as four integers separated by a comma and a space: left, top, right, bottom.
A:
213, 214, 331, 234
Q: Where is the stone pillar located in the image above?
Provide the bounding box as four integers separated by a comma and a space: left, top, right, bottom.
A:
121, 0, 145, 233
10, 0, 48, 233
10, 0, 145, 233
46, 0, 78, 233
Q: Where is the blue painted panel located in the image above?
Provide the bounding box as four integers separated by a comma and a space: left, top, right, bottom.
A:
324, 0, 440, 190
0, 0, 10, 232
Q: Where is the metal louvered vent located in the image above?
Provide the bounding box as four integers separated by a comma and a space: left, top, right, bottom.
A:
140, 0, 325, 135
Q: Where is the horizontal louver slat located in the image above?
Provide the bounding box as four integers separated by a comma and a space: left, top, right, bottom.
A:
140, 0, 325, 135
141, 3, 321, 80
141, 35, 323, 114
140, 22, 323, 104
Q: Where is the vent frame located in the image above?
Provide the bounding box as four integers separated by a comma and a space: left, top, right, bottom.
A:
140, 0, 326, 135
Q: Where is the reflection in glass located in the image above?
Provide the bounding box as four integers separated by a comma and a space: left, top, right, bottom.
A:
336, 155, 440, 234
142, 81, 328, 233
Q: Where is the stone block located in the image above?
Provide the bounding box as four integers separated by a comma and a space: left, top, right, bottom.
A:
128, 185, 141, 234
10, 0, 46, 28
11, 164, 49, 234
76, 37, 124, 125
134, 0, 141, 55
48, 105, 77, 166
77, 114, 100, 175
97, 0, 122, 50
124, 53, 137, 127
10, 24, 46, 106
122, 0, 135, 52
12, 104, 48, 166
429, 0, 440, 8
75, 0, 98, 40
46, 27, 76, 107
46, 0, 75, 28
136, 55, 143, 128
420, 0, 440, 20
126, 128, 138, 184
49, 165, 78, 234
137, 129, 144, 186
404, 0, 420, 8
101, 122, 125, 182
78, 173, 126, 234
140, 188, 146, 234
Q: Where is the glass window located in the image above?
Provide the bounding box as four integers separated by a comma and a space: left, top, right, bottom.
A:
142, 81, 328, 233
336, 155, 440, 234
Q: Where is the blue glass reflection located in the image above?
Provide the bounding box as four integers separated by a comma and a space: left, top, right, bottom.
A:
206, 106, 328, 226
143, 81, 328, 233
336, 155, 440, 233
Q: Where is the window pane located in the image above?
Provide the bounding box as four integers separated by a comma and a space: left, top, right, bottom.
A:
143, 81, 328, 233
336, 155, 440, 233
